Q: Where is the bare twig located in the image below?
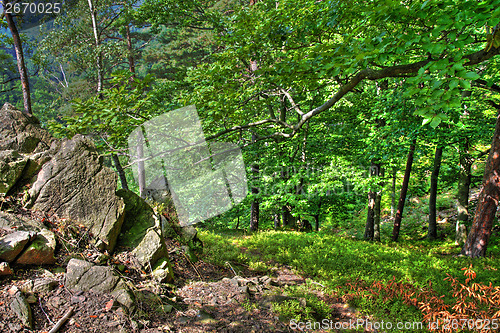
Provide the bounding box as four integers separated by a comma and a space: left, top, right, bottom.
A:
48, 306, 74, 333
39, 298, 54, 325
183, 252, 201, 279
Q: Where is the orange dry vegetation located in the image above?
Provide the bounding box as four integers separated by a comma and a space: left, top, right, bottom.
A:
340, 265, 500, 332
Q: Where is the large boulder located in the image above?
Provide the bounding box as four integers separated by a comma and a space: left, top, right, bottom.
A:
116, 189, 156, 248
28, 135, 125, 251
0, 103, 57, 191
116, 189, 173, 281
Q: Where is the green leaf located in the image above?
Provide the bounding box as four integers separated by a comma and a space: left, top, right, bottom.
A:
462, 71, 480, 80
430, 116, 442, 128
422, 117, 432, 126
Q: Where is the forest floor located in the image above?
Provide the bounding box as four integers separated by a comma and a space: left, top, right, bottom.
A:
0, 207, 368, 333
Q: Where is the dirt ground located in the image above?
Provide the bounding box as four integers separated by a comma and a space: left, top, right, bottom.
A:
0, 204, 365, 333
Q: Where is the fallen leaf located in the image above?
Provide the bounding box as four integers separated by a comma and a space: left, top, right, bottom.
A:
105, 299, 114, 311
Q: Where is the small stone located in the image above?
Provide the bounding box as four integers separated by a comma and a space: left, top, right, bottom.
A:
228, 278, 239, 288
8, 285, 19, 296
0, 261, 13, 275
16, 229, 56, 265
20, 281, 34, 293
238, 286, 249, 294
26, 295, 37, 304
237, 278, 249, 286
71, 295, 86, 303
10, 291, 33, 329
111, 280, 135, 310
8, 323, 21, 332
0, 231, 34, 262
33, 278, 58, 294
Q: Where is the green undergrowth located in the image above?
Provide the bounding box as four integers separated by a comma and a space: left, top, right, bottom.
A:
199, 230, 500, 330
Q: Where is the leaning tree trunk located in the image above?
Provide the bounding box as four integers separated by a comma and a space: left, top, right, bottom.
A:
111, 153, 129, 190
88, 0, 103, 92
456, 138, 472, 246
4, 6, 32, 115
428, 146, 443, 240
461, 111, 500, 257
392, 139, 417, 241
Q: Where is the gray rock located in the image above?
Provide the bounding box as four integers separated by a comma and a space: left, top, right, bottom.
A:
0, 150, 27, 195
132, 228, 168, 268
152, 257, 174, 283
0, 103, 57, 190
0, 261, 13, 275
16, 229, 56, 265
116, 189, 156, 248
64, 259, 94, 289
180, 225, 198, 243
65, 259, 135, 310
9, 291, 33, 329
0, 103, 54, 155
0, 231, 35, 262
32, 278, 58, 294
66, 259, 118, 293
78, 266, 119, 293
110, 280, 135, 310
0, 211, 43, 232
29, 135, 126, 251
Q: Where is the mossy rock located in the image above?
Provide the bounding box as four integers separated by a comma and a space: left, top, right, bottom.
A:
116, 189, 156, 248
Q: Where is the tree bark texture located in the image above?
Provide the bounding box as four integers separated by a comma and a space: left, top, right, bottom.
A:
456, 138, 472, 246
461, 112, 500, 257
112, 153, 129, 190
3, 5, 32, 115
428, 146, 443, 240
392, 140, 417, 241
374, 190, 382, 241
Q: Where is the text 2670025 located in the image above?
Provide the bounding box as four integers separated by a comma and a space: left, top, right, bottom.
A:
3, 2, 61, 14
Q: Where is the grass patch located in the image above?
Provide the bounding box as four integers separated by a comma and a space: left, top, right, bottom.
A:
199, 230, 500, 330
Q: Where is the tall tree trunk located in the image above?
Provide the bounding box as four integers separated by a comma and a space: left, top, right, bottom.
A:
125, 24, 136, 77
365, 163, 380, 240
274, 213, 280, 229
88, 0, 103, 92
456, 138, 472, 246
112, 153, 128, 190
392, 139, 417, 241
461, 111, 500, 257
250, 134, 259, 231
364, 191, 376, 240
428, 146, 443, 240
250, 164, 259, 231
137, 130, 146, 198
374, 190, 382, 241
391, 168, 397, 218
3, 5, 32, 115
313, 214, 320, 232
